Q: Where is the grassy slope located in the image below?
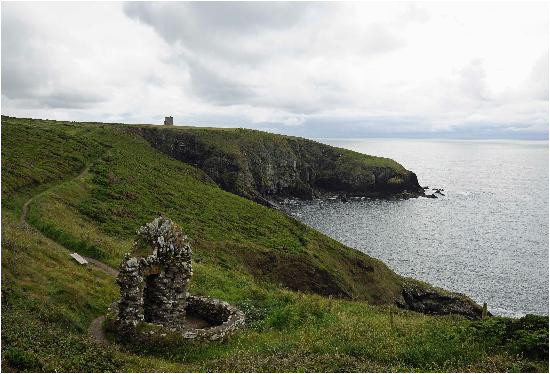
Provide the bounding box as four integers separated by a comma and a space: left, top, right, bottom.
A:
155, 125, 407, 171
13, 118, 405, 302
1, 116, 547, 372
130, 125, 413, 203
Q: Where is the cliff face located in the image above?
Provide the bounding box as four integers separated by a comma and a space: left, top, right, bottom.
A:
397, 281, 485, 319
128, 126, 424, 205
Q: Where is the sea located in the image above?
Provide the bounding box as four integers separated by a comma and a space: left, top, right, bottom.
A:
285, 139, 549, 317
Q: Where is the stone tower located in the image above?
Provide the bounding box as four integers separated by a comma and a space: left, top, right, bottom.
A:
164, 116, 173, 125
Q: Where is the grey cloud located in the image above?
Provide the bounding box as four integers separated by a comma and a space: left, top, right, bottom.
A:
258, 89, 349, 115
124, 1, 311, 64
1, 6, 106, 109
1, 11, 48, 99
40, 91, 105, 109
125, 1, 309, 37
360, 25, 406, 55
187, 60, 254, 105
2, 90, 105, 110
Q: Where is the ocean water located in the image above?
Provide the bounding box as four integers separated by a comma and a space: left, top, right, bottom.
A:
286, 139, 549, 317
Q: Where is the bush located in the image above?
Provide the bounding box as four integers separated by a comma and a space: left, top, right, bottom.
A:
508, 315, 549, 360
2, 347, 43, 372
468, 315, 549, 360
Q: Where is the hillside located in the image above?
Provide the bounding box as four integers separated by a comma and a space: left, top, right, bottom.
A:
1, 116, 547, 372
130, 125, 424, 206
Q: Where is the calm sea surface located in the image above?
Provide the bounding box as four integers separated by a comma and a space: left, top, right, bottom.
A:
286, 139, 549, 317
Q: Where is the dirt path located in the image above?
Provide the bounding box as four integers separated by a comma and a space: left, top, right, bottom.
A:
84, 256, 119, 277
89, 316, 109, 345
20, 163, 91, 225
20, 197, 34, 226
19, 161, 118, 344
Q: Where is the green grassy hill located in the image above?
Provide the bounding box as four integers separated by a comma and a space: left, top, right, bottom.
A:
1, 116, 547, 372
130, 125, 423, 205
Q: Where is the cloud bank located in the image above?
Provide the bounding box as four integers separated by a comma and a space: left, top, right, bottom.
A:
2, 1, 548, 139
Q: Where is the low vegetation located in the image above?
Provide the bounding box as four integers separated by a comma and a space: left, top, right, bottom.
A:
1, 116, 548, 372
130, 125, 416, 204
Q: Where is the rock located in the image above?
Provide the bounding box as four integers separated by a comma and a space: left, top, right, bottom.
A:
126, 258, 138, 268
422, 186, 429, 190
396, 283, 485, 319
425, 194, 438, 199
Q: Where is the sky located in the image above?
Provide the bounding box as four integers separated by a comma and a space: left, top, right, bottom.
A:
1, 1, 548, 139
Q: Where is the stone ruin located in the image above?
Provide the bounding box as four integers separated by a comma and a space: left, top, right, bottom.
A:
164, 116, 173, 125
111, 217, 244, 341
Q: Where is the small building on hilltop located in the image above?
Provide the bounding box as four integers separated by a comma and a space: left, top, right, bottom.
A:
164, 116, 173, 126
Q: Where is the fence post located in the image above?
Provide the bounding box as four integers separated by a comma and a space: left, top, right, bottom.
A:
482, 302, 488, 319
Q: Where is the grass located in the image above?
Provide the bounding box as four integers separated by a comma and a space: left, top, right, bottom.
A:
129, 125, 410, 202
15, 116, 405, 301
1, 115, 548, 372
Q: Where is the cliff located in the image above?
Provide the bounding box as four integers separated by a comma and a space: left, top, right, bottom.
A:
128, 126, 424, 206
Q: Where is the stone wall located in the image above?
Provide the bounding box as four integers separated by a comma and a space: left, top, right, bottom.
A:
183, 296, 245, 340
116, 217, 192, 330
113, 217, 245, 341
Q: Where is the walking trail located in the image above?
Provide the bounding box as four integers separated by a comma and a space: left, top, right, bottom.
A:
20, 161, 118, 345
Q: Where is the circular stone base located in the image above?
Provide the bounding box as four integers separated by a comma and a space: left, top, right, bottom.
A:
180, 296, 245, 340
110, 295, 245, 341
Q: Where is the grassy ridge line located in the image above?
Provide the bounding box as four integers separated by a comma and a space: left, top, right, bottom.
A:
134, 124, 407, 171
1, 117, 107, 212
127, 124, 419, 205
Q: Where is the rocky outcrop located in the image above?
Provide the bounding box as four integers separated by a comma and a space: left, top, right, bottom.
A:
396, 282, 485, 319
127, 126, 424, 206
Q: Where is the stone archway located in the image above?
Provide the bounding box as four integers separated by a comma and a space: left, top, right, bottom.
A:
116, 217, 192, 330
112, 217, 245, 341
143, 273, 160, 323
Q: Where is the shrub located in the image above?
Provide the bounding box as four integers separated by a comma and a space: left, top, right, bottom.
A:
2, 347, 43, 372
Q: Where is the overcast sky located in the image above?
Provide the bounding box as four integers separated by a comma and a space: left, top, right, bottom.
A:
2, 1, 548, 139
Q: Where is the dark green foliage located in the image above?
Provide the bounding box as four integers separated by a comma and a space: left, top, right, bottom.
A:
2, 347, 43, 372
468, 315, 549, 359
27, 217, 106, 259
2, 300, 122, 373
509, 315, 549, 359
